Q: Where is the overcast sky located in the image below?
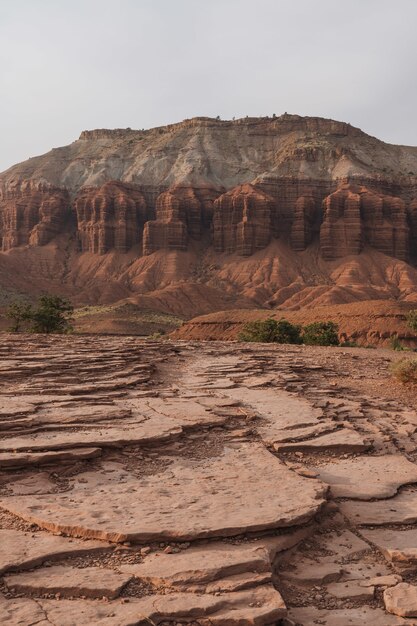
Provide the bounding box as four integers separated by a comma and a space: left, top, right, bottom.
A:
0, 0, 416, 172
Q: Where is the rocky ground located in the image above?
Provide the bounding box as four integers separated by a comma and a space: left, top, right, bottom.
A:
0, 335, 417, 625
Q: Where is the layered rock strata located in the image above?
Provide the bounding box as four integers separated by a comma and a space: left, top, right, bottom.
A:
409, 198, 417, 257
143, 185, 219, 255
0, 115, 417, 312
2, 178, 414, 264
290, 193, 318, 251
0, 182, 70, 251
321, 184, 410, 261
212, 184, 274, 255
75, 181, 147, 253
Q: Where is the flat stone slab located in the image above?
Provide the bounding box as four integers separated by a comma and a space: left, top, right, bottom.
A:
0, 594, 50, 626
226, 388, 325, 444
0, 445, 326, 542
286, 606, 411, 625
4, 565, 132, 600
340, 488, 417, 525
360, 575, 402, 588
0, 418, 183, 452
7, 473, 56, 495
385, 583, 417, 618
32, 585, 286, 625
270, 423, 337, 444
0, 529, 111, 575
3, 407, 132, 434
0, 397, 231, 454
326, 580, 375, 600
274, 429, 369, 453
136, 397, 227, 427
341, 561, 392, 581
120, 530, 310, 589
360, 529, 417, 571
0, 447, 102, 469
283, 559, 344, 585
316, 455, 417, 499
280, 530, 370, 584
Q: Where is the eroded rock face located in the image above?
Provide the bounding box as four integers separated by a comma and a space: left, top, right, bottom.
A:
0, 116, 416, 313
212, 184, 274, 255
143, 185, 218, 255
320, 184, 410, 261
290, 193, 318, 251
409, 199, 417, 257
320, 186, 364, 260
75, 181, 147, 253
0, 181, 70, 251
361, 189, 409, 260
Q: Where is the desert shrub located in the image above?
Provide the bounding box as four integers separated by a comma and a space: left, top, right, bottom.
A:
6, 301, 33, 332
29, 295, 74, 334
238, 318, 302, 344
390, 335, 405, 351
7, 295, 74, 334
391, 358, 417, 384
407, 310, 417, 334
302, 321, 339, 346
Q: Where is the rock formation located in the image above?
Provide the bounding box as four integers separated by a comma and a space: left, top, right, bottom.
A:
409, 199, 417, 257
213, 184, 274, 255
142, 189, 188, 255
361, 189, 409, 261
75, 181, 147, 254
320, 185, 363, 260
0, 115, 417, 311
320, 184, 410, 261
0, 182, 70, 251
143, 185, 219, 255
290, 193, 318, 251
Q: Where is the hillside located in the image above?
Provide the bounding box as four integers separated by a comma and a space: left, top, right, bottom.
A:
0, 114, 417, 317
171, 300, 417, 347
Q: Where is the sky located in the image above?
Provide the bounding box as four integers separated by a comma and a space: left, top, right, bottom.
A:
0, 0, 416, 172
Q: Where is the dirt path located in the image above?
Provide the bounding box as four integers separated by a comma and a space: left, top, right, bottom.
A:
0, 336, 417, 625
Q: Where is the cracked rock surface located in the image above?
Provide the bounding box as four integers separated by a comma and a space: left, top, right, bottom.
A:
1, 335, 417, 625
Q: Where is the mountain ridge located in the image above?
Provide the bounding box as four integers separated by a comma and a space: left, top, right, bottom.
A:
0, 114, 416, 318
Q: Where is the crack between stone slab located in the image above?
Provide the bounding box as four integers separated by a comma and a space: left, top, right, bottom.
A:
31, 599, 57, 626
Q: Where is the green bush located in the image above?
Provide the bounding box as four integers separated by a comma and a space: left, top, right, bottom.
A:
238, 318, 302, 344
6, 295, 73, 334
390, 358, 417, 384
5, 301, 32, 332
302, 321, 339, 346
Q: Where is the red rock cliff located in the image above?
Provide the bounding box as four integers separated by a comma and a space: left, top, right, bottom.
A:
409, 199, 417, 257
212, 184, 274, 255
290, 193, 318, 251
75, 181, 147, 254
320, 184, 410, 261
142, 185, 218, 255
0, 182, 70, 251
